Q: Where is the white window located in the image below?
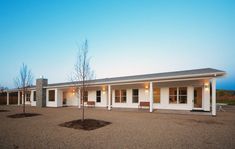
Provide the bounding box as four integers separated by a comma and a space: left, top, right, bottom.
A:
132, 89, 139, 103
169, 87, 187, 104
33, 91, 36, 101
115, 90, 126, 103
49, 90, 55, 101
26, 92, 31, 101
96, 90, 101, 103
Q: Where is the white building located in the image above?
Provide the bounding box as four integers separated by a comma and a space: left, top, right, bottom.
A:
4, 68, 226, 116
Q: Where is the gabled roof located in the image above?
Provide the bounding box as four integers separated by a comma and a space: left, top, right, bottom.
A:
47, 68, 225, 87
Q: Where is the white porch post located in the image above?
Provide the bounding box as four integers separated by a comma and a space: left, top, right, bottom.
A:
108, 85, 111, 110
149, 82, 153, 112
7, 92, 9, 105
78, 89, 81, 109
212, 78, 216, 116
18, 91, 20, 105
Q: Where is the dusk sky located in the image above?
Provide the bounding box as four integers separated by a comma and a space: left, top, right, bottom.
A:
0, 0, 234, 89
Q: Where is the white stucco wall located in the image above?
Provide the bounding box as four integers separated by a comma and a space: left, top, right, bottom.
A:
64, 92, 79, 106
153, 87, 193, 110
46, 88, 59, 107
30, 90, 36, 106
87, 90, 107, 107
44, 79, 211, 111
203, 80, 210, 111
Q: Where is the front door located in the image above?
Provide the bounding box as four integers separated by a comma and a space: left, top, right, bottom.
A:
194, 87, 202, 108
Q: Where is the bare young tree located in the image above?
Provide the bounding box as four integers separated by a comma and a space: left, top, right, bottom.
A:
14, 63, 33, 114
0, 85, 7, 93
0, 85, 7, 108
71, 39, 94, 122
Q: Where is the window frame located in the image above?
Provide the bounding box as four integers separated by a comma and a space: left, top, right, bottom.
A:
115, 89, 127, 103
26, 92, 31, 101
178, 87, 187, 104
48, 90, 55, 101
83, 90, 88, 102
169, 87, 187, 104
96, 90, 101, 103
33, 91, 36, 101
132, 89, 139, 103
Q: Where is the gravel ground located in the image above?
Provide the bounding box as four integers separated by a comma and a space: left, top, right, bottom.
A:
0, 105, 234, 149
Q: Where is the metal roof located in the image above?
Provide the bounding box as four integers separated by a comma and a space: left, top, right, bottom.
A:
46, 68, 225, 87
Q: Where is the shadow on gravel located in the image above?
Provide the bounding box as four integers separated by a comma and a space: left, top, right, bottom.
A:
7, 113, 41, 118
0, 110, 9, 112
188, 119, 224, 125
59, 119, 111, 131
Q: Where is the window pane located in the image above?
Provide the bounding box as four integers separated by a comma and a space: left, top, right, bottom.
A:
132, 89, 138, 103
115, 90, 120, 103
179, 95, 187, 103
49, 90, 55, 101
33, 91, 36, 101
132, 97, 138, 103
121, 90, 126, 103
115, 90, 120, 96
26, 93, 30, 101
179, 87, 187, 95
169, 88, 177, 104
115, 97, 120, 102
121, 96, 126, 103
83, 91, 88, 102
121, 90, 126, 96
96, 90, 101, 96
96, 97, 101, 102
169, 96, 177, 103
169, 88, 177, 96
133, 89, 138, 96
96, 90, 101, 102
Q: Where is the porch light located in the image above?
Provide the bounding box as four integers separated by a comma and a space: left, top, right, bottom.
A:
204, 83, 209, 91
72, 89, 75, 95
145, 84, 149, 93
102, 86, 106, 94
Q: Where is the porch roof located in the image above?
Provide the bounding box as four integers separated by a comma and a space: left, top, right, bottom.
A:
46, 68, 225, 88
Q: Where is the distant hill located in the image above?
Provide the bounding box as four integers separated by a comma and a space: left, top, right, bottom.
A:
217, 89, 235, 105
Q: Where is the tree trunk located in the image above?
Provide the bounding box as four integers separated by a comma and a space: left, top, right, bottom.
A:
23, 90, 25, 114
82, 86, 84, 122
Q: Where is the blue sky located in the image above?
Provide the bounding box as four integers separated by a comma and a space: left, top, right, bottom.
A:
0, 0, 234, 89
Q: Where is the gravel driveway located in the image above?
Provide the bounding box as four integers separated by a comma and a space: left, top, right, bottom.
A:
0, 105, 234, 149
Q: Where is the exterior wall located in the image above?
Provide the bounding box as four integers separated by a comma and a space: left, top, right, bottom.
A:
46, 88, 60, 107
64, 92, 79, 106
111, 88, 148, 108
203, 80, 210, 111
87, 90, 107, 107
31, 90, 36, 106
153, 87, 193, 110
43, 79, 212, 111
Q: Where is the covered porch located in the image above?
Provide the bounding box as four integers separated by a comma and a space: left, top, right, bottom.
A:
50, 77, 217, 116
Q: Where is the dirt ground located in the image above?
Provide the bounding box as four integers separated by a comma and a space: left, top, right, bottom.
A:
0, 105, 234, 149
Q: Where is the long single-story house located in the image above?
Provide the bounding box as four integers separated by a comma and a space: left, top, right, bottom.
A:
2, 68, 226, 116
